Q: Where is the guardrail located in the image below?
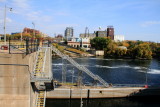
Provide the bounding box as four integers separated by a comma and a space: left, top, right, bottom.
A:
0, 38, 40, 54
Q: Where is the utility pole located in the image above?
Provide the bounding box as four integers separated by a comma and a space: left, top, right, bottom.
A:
21, 30, 23, 42
4, 5, 12, 45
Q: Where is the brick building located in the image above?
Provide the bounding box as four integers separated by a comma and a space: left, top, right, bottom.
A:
23, 27, 41, 36
107, 26, 114, 40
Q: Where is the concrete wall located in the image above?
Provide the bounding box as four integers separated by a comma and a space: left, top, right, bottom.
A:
46, 87, 145, 99
0, 65, 30, 107
0, 52, 37, 107
90, 50, 104, 56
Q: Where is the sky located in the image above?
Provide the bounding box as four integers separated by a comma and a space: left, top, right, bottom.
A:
0, 0, 160, 42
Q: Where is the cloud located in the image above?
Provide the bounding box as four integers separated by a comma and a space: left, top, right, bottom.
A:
0, 0, 6, 2
6, 17, 12, 23
26, 11, 52, 22
7, 0, 53, 23
0, 17, 12, 24
141, 21, 160, 27
56, 11, 70, 16
12, 0, 29, 9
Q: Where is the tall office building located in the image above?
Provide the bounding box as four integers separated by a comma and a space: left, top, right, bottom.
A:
107, 26, 114, 40
65, 27, 74, 40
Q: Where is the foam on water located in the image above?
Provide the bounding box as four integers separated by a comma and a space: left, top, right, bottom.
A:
148, 69, 160, 74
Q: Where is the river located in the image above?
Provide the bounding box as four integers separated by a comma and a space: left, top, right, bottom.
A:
46, 57, 160, 107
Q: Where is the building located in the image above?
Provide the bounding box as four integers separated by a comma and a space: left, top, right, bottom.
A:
64, 27, 74, 40
23, 27, 41, 36
107, 26, 114, 40
79, 33, 96, 39
11, 32, 21, 35
95, 31, 107, 37
114, 35, 124, 42
81, 38, 91, 50
0, 34, 4, 41
54, 34, 64, 43
67, 37, 91, 50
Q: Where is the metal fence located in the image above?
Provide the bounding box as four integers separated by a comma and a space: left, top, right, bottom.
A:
0, 38, 52, 54
8, 38, 40, 54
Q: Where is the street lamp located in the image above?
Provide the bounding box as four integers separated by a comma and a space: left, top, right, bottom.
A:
4, 4, 12, 45
32, 22, 35, 39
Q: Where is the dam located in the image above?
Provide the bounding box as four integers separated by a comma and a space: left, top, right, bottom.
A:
0, 41, 160, 107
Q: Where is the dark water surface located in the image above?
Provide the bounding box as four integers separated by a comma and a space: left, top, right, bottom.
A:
46, 98, 160, 107
46, 57, 160, 107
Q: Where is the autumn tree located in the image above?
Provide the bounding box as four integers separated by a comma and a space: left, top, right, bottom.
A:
6, 34, 11, 40
132, 43, 152, 59
105, 41, 117, 56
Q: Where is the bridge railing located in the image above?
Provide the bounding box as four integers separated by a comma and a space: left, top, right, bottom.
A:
51, 45, 109, 87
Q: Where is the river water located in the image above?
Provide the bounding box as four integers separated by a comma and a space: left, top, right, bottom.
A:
46, 57, 160, 107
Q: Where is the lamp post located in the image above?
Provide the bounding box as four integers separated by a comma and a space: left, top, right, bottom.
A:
21, 30, 23, 42
4, 5, 12, 45
32, 22, 35, 39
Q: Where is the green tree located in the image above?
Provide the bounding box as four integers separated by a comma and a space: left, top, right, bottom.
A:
155, 47, 160, 58
90, 37, 111, 50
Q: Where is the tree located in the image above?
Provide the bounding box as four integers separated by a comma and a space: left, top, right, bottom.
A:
90, 37, 111, 50
155, 47, 160, 58
12, 33, 21, 39
6, 34, 11, 40
105, 41, 117, 56
23, 33, 31, 39
132, 43, 152, 59
122, 41, 129, 47
115, 48, 127, 57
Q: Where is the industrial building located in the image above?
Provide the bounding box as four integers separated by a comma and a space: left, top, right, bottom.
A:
114, 35, 125, 42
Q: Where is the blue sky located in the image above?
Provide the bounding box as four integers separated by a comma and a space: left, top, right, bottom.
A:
0, 0, 160, 42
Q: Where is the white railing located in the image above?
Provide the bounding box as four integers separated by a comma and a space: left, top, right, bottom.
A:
42, 48, 47, 77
